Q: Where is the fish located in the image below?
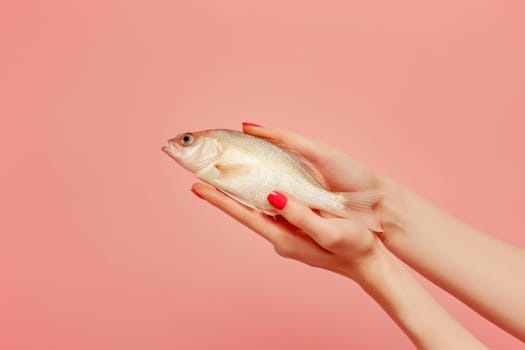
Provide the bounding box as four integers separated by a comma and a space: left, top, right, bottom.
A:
162, 129, 382, 232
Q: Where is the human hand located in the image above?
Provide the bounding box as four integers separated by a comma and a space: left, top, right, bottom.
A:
240, 123, 403, 236
192, 183, 383, 280
240, 123, 383, 193
190, 123, 389, 280
191, 181, 488, 349
189, 124, 490, 348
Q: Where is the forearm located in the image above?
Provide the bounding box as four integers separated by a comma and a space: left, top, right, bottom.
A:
353, 244, 487, 350
380, 178, 525, 340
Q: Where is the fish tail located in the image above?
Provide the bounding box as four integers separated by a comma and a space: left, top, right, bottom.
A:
331, 190, 383, 233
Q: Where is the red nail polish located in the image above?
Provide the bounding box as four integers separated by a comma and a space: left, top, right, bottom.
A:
267, 191, 287, 210
191, 188, 204, 199
242, 122, 261, 127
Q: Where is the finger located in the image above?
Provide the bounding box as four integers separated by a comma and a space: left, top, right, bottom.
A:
192, 183, 332, 263
266, 190, 341, 250
192, 183, 283, 244
270, 226, 334, 265
267, 190, 375, 253
243, 122, 379, 191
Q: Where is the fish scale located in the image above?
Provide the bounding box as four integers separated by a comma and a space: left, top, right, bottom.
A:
162, 129, 382, 231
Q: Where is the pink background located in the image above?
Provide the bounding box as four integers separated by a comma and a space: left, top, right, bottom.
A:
1, 1, 524, 349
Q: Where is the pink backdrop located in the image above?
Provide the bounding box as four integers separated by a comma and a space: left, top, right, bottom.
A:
1, 1, 524, 349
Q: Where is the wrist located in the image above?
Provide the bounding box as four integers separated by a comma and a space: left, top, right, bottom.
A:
349, 244, 488, 350
376, 176, 410, 246
339, 239, 393, 286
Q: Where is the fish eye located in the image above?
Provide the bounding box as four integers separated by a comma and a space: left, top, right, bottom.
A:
181, 133, 194, 146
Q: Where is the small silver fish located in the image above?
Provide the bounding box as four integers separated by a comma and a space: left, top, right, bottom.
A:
162, 129, 381, 230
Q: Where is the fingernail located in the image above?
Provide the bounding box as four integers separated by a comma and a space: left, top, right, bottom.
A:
191, 188, 204, 200
242, 122, 261, 127
267, 191, 287, 210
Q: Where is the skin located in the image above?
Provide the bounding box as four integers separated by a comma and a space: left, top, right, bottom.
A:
189, 124, 525, 348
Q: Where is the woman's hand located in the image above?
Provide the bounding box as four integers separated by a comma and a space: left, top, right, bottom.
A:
240, 122, 402, 236
192, 182, 382, 280
192, 122, 387, 279
235, 123, 525, 343
240, 123, 383, 193
190, 123, 488, 349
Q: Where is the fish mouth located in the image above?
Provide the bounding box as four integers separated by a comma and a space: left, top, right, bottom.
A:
161, 142, 179, 162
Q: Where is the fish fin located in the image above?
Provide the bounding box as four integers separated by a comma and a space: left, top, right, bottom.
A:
215, 163, 252, 180
216, 188, 258, 210
318, 210, 339, 218
329, 190, 383, 232
216, 188, 278, 217
258, 137, 329, 190
336, 190, 382, 211
262, 209, 279, 217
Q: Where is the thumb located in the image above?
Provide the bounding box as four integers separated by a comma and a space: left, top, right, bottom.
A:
242, 122, 329, 162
